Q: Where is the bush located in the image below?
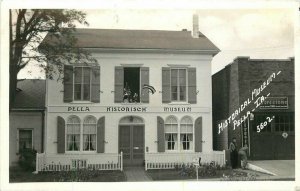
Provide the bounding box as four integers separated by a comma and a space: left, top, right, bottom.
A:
18, 148, 37, 171
176, 161, 222, 178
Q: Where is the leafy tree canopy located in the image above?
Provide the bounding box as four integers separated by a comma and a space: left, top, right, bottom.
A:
10, 9, 97, 107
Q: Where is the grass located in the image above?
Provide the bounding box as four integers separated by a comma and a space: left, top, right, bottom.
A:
9, 166, 126, 182
146, 168, 255, 181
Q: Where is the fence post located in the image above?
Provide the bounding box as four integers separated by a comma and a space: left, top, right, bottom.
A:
223, 150, 226, 166
120, 151, 123, 171
34, 152, 39, 174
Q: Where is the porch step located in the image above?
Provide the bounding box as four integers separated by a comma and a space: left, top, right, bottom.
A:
124, 167, 152, 182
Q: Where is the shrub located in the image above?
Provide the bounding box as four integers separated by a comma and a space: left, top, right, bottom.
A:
18, 148, 37, 171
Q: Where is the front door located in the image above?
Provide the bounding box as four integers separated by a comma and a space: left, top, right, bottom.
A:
119, 125, 144, 166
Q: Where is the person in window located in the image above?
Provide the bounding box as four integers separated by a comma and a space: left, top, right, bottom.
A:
238, 145, 249, 169
229, 137, 238, 169
123, 83, 131, 103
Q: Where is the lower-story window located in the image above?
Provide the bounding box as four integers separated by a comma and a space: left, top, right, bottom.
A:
83, 116, 97, 151
166, 134, 177, 150
165, 115, 194, 151
66, 115, 97, 152
66, 116, 80, 151
180, 116, 193, 151
18, 129, 33, 151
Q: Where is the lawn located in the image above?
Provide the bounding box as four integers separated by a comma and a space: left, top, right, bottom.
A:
146, 168, 258, 181
9, 166, 126, 182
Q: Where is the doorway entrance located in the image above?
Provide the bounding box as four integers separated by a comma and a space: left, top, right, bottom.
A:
119, 116, 145, 166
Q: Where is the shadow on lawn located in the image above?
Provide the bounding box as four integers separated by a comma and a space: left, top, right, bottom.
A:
9, 166, 126, 182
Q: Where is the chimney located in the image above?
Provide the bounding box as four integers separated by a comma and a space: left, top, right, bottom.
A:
192, 14, 199, 38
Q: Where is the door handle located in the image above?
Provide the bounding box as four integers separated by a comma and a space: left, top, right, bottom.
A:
133, 147, 139, 149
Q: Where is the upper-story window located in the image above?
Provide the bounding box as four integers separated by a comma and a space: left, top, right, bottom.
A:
114, 66, 149, 103
64, 65, 100, 103
162, 67, 197, 104
74, 67, 91, 101
171, 69, 187, 101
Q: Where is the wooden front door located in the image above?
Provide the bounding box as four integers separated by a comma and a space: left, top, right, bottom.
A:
119, 125, 144, 166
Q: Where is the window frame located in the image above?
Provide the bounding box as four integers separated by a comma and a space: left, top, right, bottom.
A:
83, 116, 97, 152
164, 115, 194, 152
65, 115, 97, 153
170, 68, 188, 102
73, 66, 92, 102
17, 129, 33, 153
180, 116, 194, 151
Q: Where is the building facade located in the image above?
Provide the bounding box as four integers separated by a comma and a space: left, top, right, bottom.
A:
9, 80, 45, 166
36, 27, 226, 171
212, 57, 294, 160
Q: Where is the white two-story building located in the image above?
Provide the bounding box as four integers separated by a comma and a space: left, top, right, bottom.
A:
36, 21, 224, 171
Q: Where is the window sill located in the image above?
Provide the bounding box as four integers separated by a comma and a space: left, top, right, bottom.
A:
120, 102, 144, 105
165, 150, 194, 153
71, 101, 93, 104
65, 151, 97, 154
168, 102, 190, 105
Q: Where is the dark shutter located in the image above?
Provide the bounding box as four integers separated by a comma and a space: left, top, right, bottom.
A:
114, 66, 124, 103
157, 116, 165, 152
64, 65, 73, 102
91, 66, 100, 103
57, 116, 65, 154
188, 67, 197, 104
140, 67, 149, 103
195, 116, 203, 152
97, 116, 105, 153
162, 67, 171, 103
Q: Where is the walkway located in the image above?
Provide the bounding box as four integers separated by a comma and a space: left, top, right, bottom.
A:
124, 167, 152, 182
248, 160, 295, 180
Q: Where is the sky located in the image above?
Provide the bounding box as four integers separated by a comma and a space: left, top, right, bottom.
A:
17, 8, 295, 78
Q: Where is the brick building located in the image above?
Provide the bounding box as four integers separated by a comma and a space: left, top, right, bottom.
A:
212, 57, 294, 160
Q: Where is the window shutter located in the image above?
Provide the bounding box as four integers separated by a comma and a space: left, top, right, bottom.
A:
195, 116, 203, 152
97, 116, 105, 153
188, 67, 197, 104
162, 67, 171, 103
140, 67, 149, 103
157, 116, 165, 152
57, 116, 65, 154
91, 66, 100, 103
64, 65, 73, 102
114, 66, 124, 103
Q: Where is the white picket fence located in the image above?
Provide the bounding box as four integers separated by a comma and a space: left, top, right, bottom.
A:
35, 152, 123, 173
144, 150, 226, 170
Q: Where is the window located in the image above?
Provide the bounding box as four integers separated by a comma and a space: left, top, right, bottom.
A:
171, 69, 187, 101
274, 114, 294, 132
18, 129, 33, 151
165, 116, 178, 150
66, 116, 81, 151
123, 68, 140, 103
164, 116, 194, 151
64, 65, 100, 103
66, 115, 98, 152
74, 67, 91, 101
83, 116, 97, 151
180, 116, 193, 150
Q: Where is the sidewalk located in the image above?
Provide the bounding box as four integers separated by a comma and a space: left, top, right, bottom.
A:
124, 167, 152, 182
248, 160, 295, 180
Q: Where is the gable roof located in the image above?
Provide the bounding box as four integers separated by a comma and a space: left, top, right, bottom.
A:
12, 79, 46, 110
41, 28, 220, 54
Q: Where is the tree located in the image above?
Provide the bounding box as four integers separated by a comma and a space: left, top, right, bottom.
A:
9, 9, 97, 108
